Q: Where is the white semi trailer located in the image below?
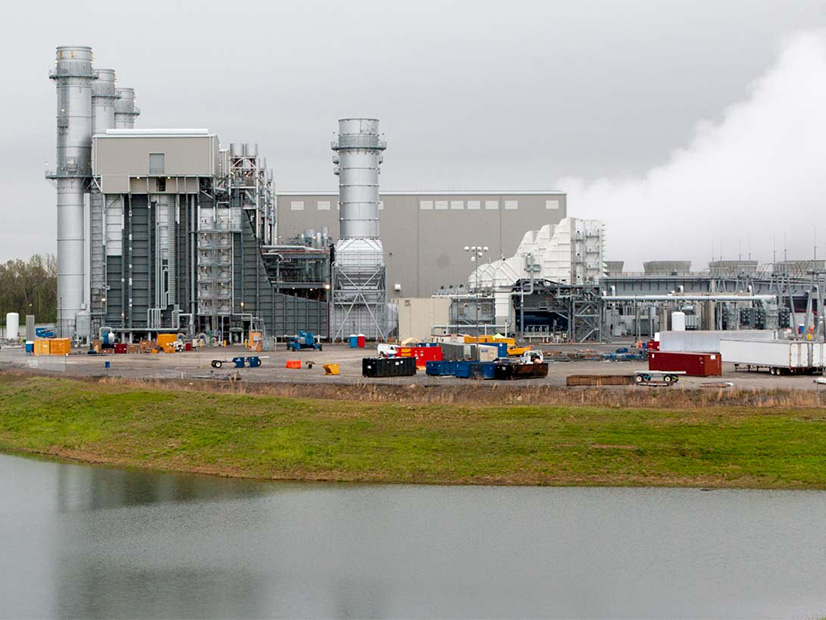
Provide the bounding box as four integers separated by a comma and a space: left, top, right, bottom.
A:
719, 340, 825, 375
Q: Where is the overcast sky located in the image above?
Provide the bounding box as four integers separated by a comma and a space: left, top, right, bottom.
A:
2, 0, 825, 269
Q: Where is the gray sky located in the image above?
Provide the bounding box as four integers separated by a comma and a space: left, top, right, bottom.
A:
2, 0, 825, 269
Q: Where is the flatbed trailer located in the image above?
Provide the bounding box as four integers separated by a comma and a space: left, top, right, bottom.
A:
634, 370, 685, 386
211, 356, 266, 369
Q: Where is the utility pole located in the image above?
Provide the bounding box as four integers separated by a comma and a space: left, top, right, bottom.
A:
464, 245, 489, 339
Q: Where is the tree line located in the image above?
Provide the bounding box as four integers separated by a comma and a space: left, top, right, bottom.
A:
0, 255, 58, 324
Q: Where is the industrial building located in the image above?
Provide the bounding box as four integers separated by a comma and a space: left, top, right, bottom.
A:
47, 46, 327, 343
46, 44, 819, 346
276, 191, 568, 299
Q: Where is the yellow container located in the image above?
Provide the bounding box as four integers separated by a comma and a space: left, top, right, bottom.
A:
49, 338, 71, 356
323, 363, 340, 375
34, 339, 51, 356
507, 345, 532, 357
157, 333, 178, 348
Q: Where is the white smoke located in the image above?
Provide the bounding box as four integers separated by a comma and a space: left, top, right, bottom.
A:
558, 30, 826, 271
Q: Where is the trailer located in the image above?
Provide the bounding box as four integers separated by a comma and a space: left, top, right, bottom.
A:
211, 356, 264, 369
719, 340, 825, 375
634, 370, 685, 386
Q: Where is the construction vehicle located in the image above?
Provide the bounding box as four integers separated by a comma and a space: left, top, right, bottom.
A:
507, 344, 532, 357
286, 330, 323, 352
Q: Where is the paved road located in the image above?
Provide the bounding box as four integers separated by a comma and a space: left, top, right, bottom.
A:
1, 343, 823, 391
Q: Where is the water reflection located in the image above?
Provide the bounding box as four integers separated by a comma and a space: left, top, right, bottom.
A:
1, 453, 825, 619
55, 461, 271, 512
56, 564, 265, 620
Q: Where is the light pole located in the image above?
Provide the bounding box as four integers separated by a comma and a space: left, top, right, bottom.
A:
464, 245, 489, 339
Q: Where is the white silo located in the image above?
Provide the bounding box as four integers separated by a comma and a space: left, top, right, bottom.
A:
5, 313, 19, 341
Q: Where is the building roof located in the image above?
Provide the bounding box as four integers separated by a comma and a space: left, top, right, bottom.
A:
100, 128, 214, 138
277, 190, 565, 196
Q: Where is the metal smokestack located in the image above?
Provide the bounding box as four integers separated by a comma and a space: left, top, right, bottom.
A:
329, 118, 388, 340
114, 87, 140, 128
332, 118, 385, 239
92, 69, 117, 134
50, 45, 94, 337
90, 68, 117, 324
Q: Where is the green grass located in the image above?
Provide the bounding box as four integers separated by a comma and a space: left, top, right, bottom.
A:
1, 374, 826, 488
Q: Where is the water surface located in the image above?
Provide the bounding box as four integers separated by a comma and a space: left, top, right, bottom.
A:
0, 453, 824, 619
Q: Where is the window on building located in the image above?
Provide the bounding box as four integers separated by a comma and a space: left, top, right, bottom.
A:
467, 200, 481, 210
317, 201, 331, 211
157, 177, 166, 192
420, 200, 433, 210
435, 200, 448, 210
505, 200, 518, 210
485, 200, 498, 210
290, 201, 304, 211
379, 201, 384, 210
450, 200, 464, 210
546, 199, 560, 210
149, 153, 165, 175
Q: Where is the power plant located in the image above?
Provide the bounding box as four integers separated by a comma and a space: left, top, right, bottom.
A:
43, 45, 823, 347
47, 45, 327, 343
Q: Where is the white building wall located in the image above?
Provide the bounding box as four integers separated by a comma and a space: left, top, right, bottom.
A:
469, 217, 605, 289
395, 297, 452, 342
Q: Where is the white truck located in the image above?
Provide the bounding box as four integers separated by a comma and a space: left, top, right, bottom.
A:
719, 339, 825, 375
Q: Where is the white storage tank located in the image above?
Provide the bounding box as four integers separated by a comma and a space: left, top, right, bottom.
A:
671, 311, 686, 332
5, 312, 19, 340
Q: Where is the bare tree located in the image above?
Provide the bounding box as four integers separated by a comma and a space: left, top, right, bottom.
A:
0, 254, 58, 323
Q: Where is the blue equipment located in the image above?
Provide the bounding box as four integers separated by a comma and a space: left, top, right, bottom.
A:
212, 356, 265, 369
287, 331, 323, 352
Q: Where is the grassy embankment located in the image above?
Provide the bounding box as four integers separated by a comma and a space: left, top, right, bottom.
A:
1, 374, 825, 488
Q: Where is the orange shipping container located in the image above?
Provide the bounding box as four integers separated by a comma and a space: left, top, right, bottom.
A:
34, 339, 51, 356
157, 334, 178, 348
49, 338, 71, 356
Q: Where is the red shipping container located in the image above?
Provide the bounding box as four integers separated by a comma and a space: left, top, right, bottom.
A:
648, 351, 722, 377
114, 343, 127, 354
399, 346, 444, 368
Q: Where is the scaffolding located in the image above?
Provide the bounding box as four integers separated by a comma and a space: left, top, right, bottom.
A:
331, 239, 387, 341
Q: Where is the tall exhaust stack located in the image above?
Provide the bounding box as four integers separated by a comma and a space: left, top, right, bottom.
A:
114, 87, 140, 128
50, 46, 95, 338
90, 69, 117, 327
330, 118, 388, 340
